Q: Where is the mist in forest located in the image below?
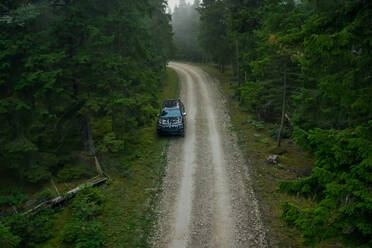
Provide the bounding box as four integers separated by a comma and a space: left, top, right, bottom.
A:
167, 0, 195, 11
170, 0, 203, 61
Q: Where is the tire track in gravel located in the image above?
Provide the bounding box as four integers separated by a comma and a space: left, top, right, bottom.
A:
152, 62, 268, 248
167, 65, 197, 248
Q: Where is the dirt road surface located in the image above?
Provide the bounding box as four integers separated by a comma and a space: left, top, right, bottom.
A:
152, 62, 267, 248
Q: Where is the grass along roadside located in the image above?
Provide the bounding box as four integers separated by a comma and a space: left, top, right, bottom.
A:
35, 67, 179, 248
99, 67, 179, 247
198, 64, 318, 247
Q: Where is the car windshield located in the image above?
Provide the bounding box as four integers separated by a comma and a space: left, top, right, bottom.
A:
161, 109, 181, 117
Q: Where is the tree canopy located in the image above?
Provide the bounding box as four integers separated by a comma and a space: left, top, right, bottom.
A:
196, 0, 372, 246
0, 0, 173, 246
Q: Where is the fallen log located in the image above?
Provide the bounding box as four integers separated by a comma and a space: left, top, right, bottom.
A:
24, 176, 108, 215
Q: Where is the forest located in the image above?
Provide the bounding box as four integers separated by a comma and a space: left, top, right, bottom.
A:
186, 0, 370, 247
0, 0, 173, 247
0, 0, 371, 247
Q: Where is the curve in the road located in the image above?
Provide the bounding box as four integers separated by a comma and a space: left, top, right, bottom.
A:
168, 65, 197, 248
153, 62, 267, 248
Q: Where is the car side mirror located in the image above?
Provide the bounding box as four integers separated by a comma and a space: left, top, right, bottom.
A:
183, 112, 187, 116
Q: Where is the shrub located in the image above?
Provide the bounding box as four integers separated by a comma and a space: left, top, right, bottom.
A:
62, 186, 105, 247
0, 187, 26, 207
71, 187, 103, 221
0, 221, 20, 248
269, 123, 292, 139
97, 132, 124, 153
7, 208, 53, 247
35, 189, 54, 202
56, 164, 90, 182
280, 126, 372, 246
239, 81, 263, 112
247, 116, 264, 130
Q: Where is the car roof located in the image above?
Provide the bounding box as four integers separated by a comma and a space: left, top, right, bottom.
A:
162, 107, 180, 113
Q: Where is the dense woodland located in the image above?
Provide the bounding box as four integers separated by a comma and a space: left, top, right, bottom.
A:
196, 0, 371, 247
0, 0, 172, 247
1, 0, 371, 247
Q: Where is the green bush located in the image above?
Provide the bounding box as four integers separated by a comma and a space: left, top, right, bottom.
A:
97, 132, 124, 153
239, 81, 263, 112
62, 186, 105, 247
75, 221, 104, 248
7, 208, 53, 247
269, 123, 292, 139
280, 126, 372, 246
23, 164, 52, 184
247, 116, 264, 130
71, 187, 103, 221
56, 165, 90, 182
35, 189, 54, 202
0, 221, 20, 248
62, 222, 80, 243
0, 187, 26, 207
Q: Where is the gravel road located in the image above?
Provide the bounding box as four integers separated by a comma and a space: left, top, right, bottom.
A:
152, 62, 267, 248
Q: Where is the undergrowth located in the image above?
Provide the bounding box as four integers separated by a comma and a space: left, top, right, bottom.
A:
198, 64, 327, 247
100, 67, 178, 248
31, 68, 179, 248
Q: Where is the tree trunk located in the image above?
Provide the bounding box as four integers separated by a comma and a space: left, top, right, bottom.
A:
80, 114, 96, 156
277, 68, 287, 147
51, 178, 60, 196
94, 156, 103, 176
236, 39, 240, 85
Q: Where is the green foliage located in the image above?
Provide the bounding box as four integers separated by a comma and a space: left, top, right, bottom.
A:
246, 116, 264, 130
269, 124, 291, 139
0, 187, 26, 207
0, 221, 20, 248
280, 124, 372, 246
99, 132, 125, 153
1, 1, 172, 246
0, 0, 172, 185
239, 81, 263, 111
199, 0, 372, 246
198, 0, 232, 66
56, 164, 91, 182
6, 208, 53, 247
35, 189, 54, 202
62, 186, 104, 248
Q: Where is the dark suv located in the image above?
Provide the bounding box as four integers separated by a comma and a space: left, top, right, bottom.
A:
157, 99, 186, 136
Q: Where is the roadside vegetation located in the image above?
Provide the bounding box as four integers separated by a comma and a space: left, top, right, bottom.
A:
0, 1, 174, 247
195, 1, 371, 247
200, 64, 331, 247
100, 68, 179, 248
1, 0, 370, 247
1, 67, 178, 248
